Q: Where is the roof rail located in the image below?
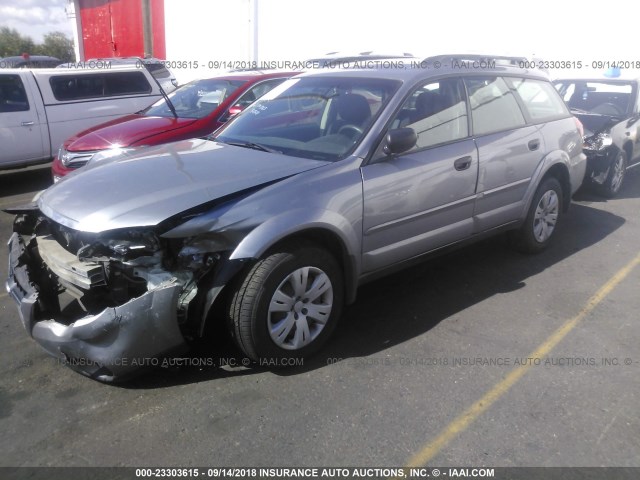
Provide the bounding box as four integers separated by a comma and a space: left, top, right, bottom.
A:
421, 54, 529, 66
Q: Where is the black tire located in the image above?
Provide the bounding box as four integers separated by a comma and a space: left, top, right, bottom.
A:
510, 177, 563, 254
597, 151, 627, 198
227, 243, 343, 362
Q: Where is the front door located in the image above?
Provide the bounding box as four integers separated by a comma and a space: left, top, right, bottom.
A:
0, 74, 46, 167
361, 78, 478, 273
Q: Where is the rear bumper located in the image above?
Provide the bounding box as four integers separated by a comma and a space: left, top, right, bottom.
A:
570, 151, 588, 195
6, 232, 187, 382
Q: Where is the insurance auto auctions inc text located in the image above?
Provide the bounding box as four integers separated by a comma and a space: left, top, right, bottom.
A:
214, 467, 495, 478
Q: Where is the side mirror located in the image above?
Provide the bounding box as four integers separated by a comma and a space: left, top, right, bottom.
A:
228, 105, 244, 117
219, 105, 244, 124
626, 114, 639, 128
383, 128, 417, 155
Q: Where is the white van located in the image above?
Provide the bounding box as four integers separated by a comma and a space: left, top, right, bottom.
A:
0, 64, 164, 169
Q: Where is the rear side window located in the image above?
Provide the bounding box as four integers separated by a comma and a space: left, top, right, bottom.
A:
220, 78, 288, 123
50, 72, 152, 101
232, 79, 287, 110
0, 74, 29, 112
145, 78, 245, 119
465, 76, 525, 135
145, 63, 171, 79
509, 78, 569, 121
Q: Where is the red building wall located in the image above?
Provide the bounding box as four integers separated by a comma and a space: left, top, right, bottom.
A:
79, 0, 166, 59
151, 0, 166, 59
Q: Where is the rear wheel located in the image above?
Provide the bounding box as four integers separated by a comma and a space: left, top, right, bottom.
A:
227, 244, 343, 362
510, 177, 563, 254
598, 151, 627, 198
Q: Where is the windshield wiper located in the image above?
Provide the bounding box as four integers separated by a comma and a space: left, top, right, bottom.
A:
138, 58, 178, 119
223, 140, 282, 154
570, 107, 592, 114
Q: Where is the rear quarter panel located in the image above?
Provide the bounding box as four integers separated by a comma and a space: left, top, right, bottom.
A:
541, 117, 587, 195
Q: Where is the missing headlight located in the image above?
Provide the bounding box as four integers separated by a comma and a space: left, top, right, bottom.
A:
77, 229, 162, 263
177, 237, 228, 271
584, 132, 613, 151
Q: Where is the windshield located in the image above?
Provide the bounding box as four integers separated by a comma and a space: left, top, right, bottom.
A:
554, 80, 635, 117
213, 76, 401, 161
144, 78, 245, 118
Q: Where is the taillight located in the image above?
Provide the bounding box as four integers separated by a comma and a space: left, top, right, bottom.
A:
574, 116, 584, 138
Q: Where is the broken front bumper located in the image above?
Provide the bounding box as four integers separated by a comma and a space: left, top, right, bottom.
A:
584, 150, 613, 184
6, 232, 187, 382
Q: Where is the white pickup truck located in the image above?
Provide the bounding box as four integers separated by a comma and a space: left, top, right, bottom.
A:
0, 65, 164, 170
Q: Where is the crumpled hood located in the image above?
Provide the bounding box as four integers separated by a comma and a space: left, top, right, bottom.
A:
39, 139, 329, 232
574, 113, 613, 139
66, 115, 198, 151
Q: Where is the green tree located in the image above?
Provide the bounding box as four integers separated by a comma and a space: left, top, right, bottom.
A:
36, 31, 75, 62
0, 26, 36, 58
0, 26, 74, 62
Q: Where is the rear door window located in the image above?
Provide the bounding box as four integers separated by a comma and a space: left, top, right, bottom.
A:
508, 77, 569, 122
465, 76, 526, 135
0, 74, 30, 112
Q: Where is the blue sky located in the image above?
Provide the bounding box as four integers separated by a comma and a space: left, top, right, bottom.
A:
0, 0, 73, 43
1, 0, 637, 68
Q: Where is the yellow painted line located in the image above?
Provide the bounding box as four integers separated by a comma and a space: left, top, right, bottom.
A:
407, 251, 640, 468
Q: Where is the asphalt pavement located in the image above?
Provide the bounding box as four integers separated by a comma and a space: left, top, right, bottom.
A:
1, 164, 638, 469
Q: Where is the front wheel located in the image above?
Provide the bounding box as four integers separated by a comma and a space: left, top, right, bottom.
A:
510, 177, 563, 254
227, 244, 343, 362
598, 151, 627, 198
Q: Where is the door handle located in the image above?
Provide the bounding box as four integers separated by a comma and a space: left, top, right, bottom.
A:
454, 155, 472, 171
21, 121, 35, 127
528, 139, 540, 151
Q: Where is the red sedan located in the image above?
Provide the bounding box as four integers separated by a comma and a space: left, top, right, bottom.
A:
52, 70, 298, 180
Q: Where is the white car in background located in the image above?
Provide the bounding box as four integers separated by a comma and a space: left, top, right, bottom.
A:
58, 57, 179, 92
0, 64, 165, 169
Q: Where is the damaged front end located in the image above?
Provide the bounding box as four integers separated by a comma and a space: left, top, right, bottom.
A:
6, 206, 239, 382
574, 112, 622, 186
583, 130, 616, 184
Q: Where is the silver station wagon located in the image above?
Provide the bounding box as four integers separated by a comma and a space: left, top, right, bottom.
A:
6, 55, 586, 381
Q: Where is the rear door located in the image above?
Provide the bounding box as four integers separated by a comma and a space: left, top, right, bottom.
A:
466, 76, 545, 232
0, 73, 47, 167
361, 77, 478, 273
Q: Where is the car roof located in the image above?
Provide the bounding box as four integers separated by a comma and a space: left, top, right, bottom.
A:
32, 64, 158, 74
307, 51, 416, 65
295, 54, 550, 83
192, 70, 300, 82
0, 64, 165, 80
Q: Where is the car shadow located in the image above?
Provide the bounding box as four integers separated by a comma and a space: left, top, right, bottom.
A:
573, 167, 639, 202
122, 197, 627, 389
0, 164, 53, 200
